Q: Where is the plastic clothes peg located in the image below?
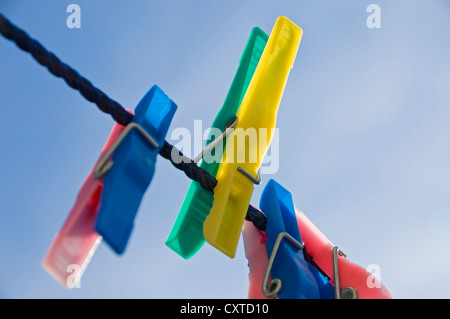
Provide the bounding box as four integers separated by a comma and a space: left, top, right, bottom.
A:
295, 208, 394, 299
261, 179, 331, 299
203, 16, 303, 258
242, 220, 270, 299
42, 117, 130, 288
165, 27, 268, 259
95, 85, 177, 254
243, 207, 334, 299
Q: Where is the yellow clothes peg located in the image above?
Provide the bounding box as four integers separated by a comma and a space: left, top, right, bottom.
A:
203, 16, 303, 258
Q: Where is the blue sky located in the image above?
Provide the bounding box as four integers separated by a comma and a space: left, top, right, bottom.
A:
1, 0, 450, 298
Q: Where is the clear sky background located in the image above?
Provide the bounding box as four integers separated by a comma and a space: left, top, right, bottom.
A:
1, 0, 450, 298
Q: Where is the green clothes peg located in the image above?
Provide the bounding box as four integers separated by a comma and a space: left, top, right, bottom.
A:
165, 27, 268, 259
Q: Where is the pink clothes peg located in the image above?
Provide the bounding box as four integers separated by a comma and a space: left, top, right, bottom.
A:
244, 207, 394, 299
295, 208, 394, 299
42, 112, 132, 288
242, 220, 270, 299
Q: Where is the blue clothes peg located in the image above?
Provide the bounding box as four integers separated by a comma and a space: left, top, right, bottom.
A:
260, 179, 334, 299
95, 85, 177, 254
309, 265, 335, 299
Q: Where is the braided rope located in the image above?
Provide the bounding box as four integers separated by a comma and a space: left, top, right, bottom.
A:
0, 13, 267, 231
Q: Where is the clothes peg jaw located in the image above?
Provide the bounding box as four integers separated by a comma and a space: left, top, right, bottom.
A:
204, 167, 257, 258
42, 114, 132, 288
203, 16, 303, 259
95, 85, 177, 255
165, 27, 268, 259
242, 219, 270, 299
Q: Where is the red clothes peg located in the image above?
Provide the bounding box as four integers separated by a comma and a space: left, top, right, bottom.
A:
295, 208, 394, 299
42, 114, 131, 288
243, 208, 394, 299
242, 220, 270, 299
